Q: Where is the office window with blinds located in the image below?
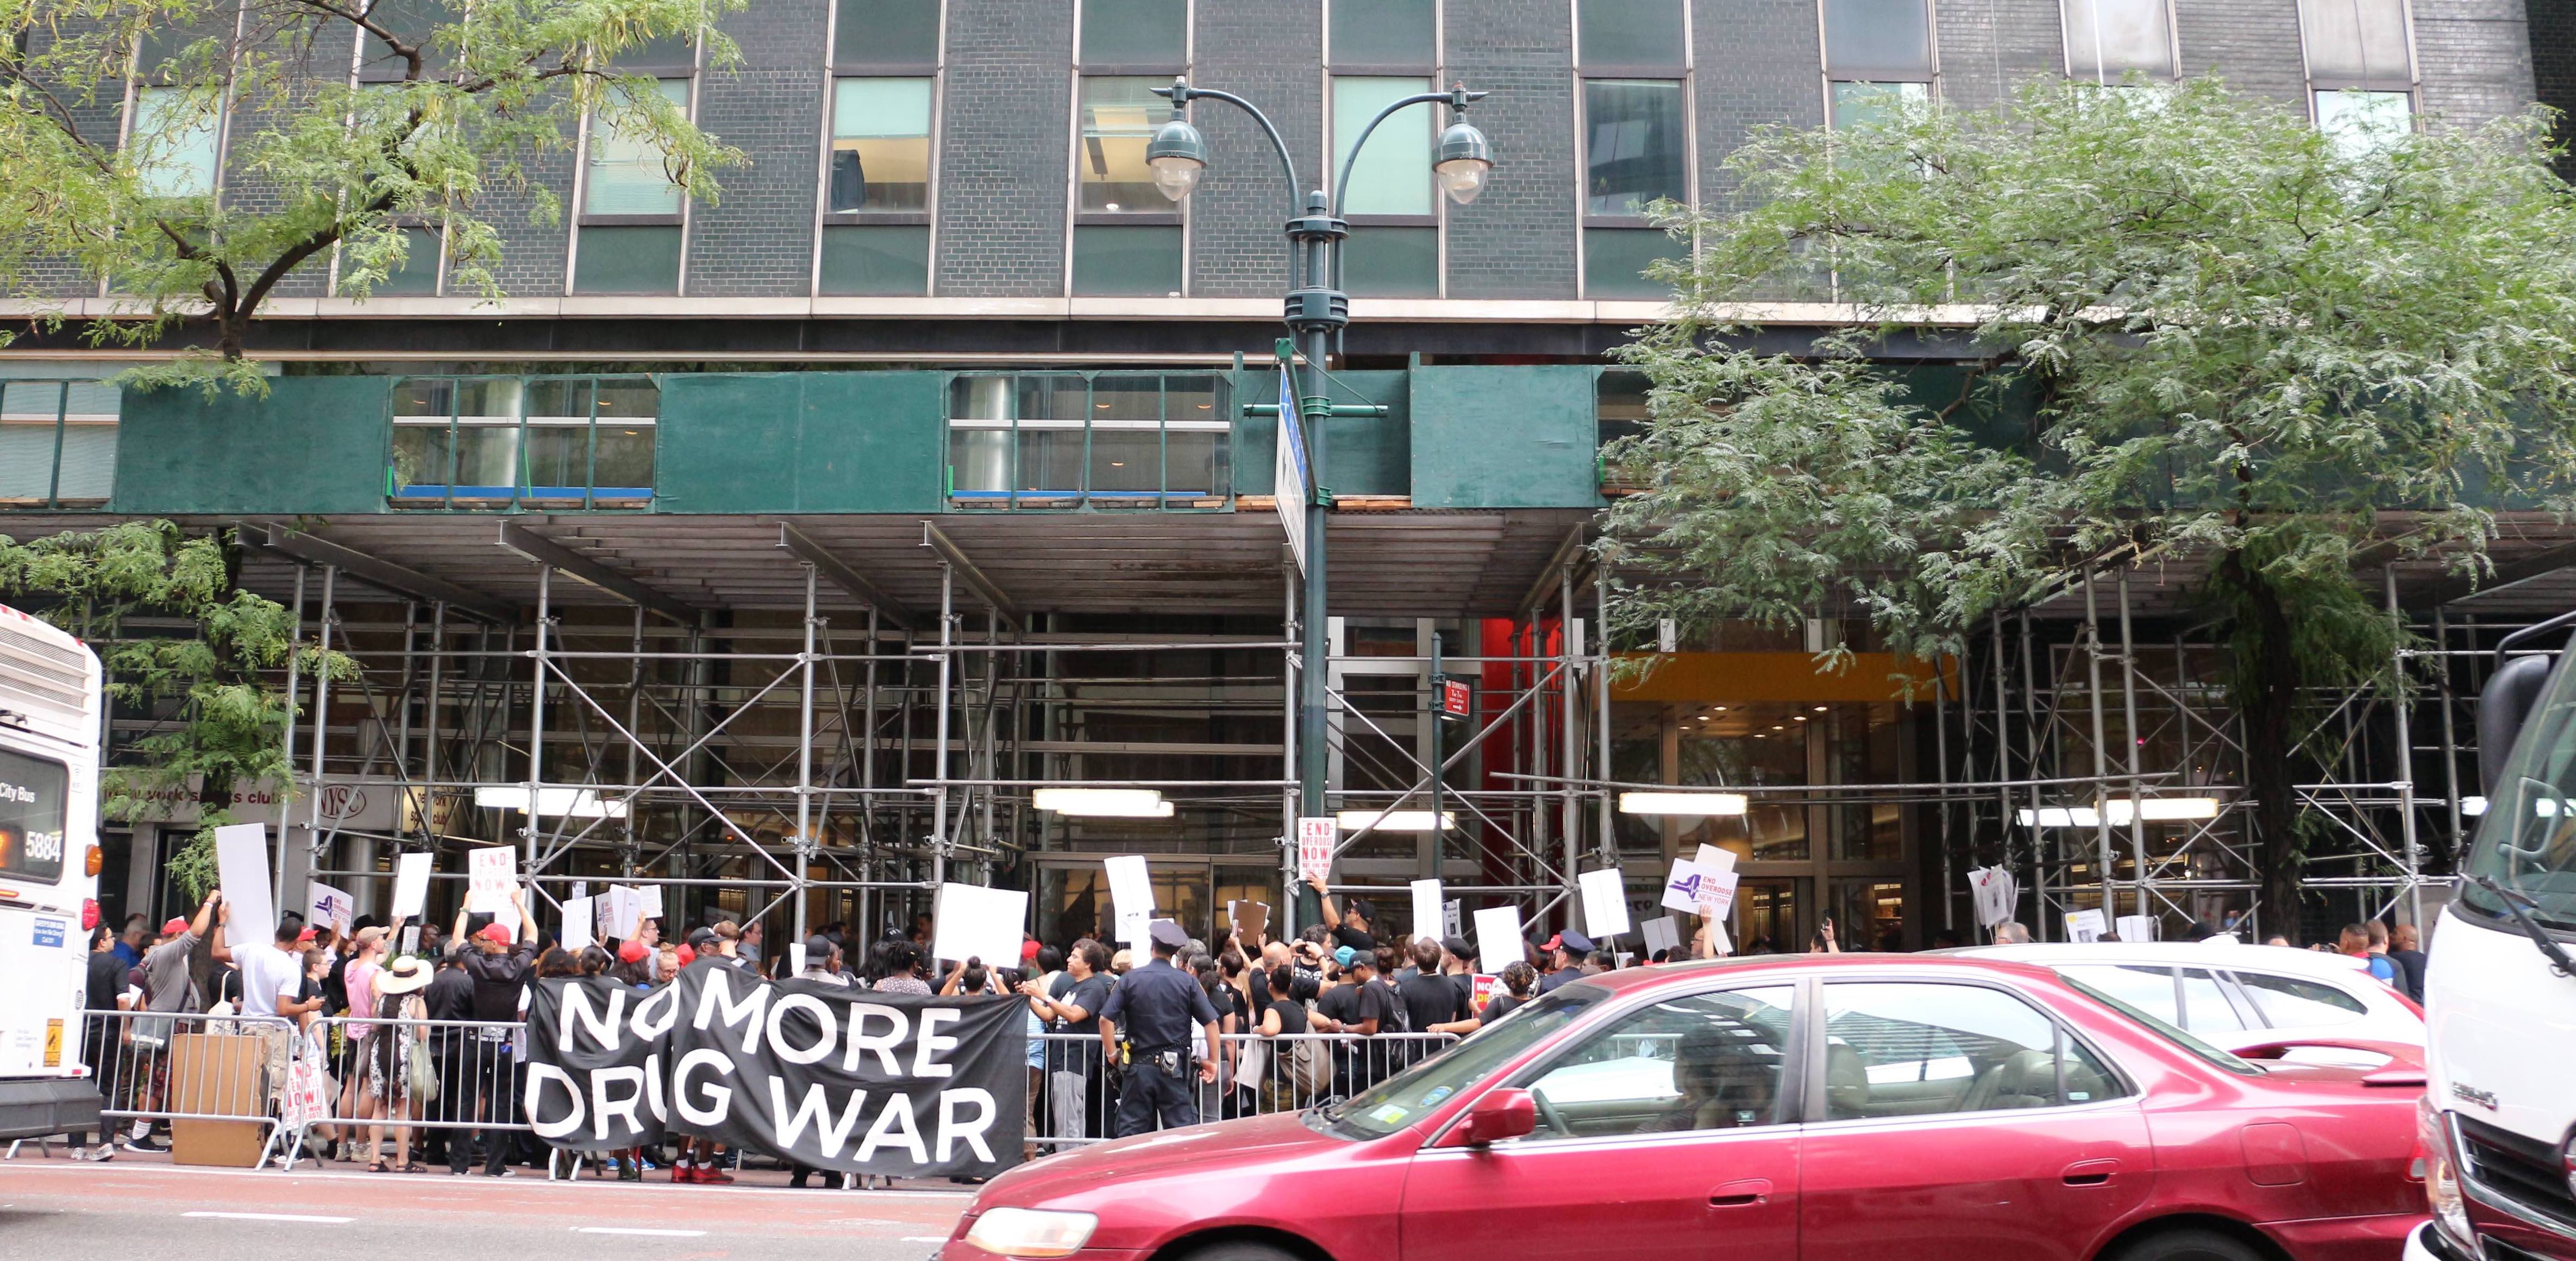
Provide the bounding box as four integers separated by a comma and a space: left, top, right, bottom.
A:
0, 381, 119, 509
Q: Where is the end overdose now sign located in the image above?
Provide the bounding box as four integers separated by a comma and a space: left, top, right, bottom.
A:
525, 961, 1027, 1178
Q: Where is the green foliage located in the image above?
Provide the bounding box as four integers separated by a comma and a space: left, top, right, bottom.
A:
0, 521, 352, 894
0, 0, 747, 375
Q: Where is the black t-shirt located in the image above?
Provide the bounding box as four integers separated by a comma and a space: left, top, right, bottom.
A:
86, 950, 126, 1012
1480, 992, 1526, 1024
1360, 978, 1401, 1032
1447, 971, 1475, 1013
1397, 971, 1466, 1031
1331, 925, 1377, 955
1319, 980, 1390, 1033
1265, 995, 1309, 1036
1054, 972, 1113, 1037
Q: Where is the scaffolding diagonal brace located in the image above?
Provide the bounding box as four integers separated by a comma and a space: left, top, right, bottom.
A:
250, 522, 516, 624
498, 523, 695, 624
778, 523, 912, 630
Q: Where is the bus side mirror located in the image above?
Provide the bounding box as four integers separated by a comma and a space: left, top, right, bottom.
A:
2480, 654, 2554, 796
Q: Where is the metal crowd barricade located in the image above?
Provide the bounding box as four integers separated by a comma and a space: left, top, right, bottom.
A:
275, 1014, 534, 1171
77, 1007, 299, 1167
1026, 1030, 1462, 1150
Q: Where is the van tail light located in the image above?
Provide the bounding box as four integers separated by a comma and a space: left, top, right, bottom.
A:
80, 898, 99, 930
84, 843, 102, 877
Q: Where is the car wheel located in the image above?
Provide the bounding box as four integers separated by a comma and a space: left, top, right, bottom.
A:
2108, 1227, 2270, 1261
1177, 1240, 1307, 1261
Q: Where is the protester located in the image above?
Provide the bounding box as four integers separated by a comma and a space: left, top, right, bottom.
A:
452, 890, 536, 1177
2389, 923, 2429, 1002
1024, 938, 1111, 1141
1994, 922, 2033, 944
1480, 961, 1538, 1024
2340, 923, 2402, 985
2364, 920, 2405, 988
361, 956, 433, 1172
1255, 962, 1311, 1112
211, 902, 321, 1112
873, 939, 935, 995
73, 924, 123, 1162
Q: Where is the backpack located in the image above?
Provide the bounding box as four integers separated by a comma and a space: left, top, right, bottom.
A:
1288, 1033, 1333, 1094
1380, 981, 1413, 1035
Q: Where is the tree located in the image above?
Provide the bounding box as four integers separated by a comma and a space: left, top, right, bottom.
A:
0, 0, 744, 389
0, 520, 350, 897
1602, 78, 2576, 934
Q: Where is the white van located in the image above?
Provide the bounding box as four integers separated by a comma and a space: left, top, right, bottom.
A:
0, 601, 104, 1141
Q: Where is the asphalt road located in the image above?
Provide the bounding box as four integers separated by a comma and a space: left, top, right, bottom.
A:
0, 1153, 975, 1261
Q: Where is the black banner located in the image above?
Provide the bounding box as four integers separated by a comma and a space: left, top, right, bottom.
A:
525, 961, 1027, 1177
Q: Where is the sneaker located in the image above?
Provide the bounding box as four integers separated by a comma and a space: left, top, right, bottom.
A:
122, 1135, 167, 1154
74, 1145, 115, 1162
485, 1167, 517, 1177
700, 1167, 735, 1184
618, 1165, 642, 1183
672, 1164, 696, 1183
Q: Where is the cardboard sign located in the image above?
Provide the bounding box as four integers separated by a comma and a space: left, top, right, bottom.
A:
1641, 915, 1681, 959
2065, 908, 2107, 943
390, 851, 432, 919
1577, 867, 1632, 939
1295, 817, 1336, 884
213, 823, 275, 943
559, 896, 596, 952
1409, 879, 1445, 949
1660, 859, 1738, 919
1472, 905, 1524, 975
932, 882, 1027, 966
465, 845, 517, 914
305, 882, 354, 937
1226, 900, 1269, 945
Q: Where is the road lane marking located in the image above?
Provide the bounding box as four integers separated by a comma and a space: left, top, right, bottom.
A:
574, 1227, 708, 1237
182, 1211, 353, 1224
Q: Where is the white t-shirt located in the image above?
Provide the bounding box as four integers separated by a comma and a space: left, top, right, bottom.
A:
235, 943, 302, 1019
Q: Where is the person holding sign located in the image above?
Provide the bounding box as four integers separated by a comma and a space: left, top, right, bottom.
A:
449, 888, 536, 1177
1098, 921, 1221, 1138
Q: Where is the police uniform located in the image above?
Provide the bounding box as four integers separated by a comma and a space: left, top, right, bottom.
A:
1100, 924, 1218, 1137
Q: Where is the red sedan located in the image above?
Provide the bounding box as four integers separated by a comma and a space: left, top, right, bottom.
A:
945, 955, 2429, 1261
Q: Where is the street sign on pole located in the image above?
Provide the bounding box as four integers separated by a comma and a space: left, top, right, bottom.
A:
1275, 364, 1309, 575
1438, 675, 1470, 719
1296, 815, 1336, 883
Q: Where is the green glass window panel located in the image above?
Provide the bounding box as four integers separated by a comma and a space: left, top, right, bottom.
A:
1821, 0, 1932, 79
1080, 0, 1186, 65
592, 424, 655, 494
1092, 374, 1159, 422
1585, 227, 1683, 299
452, 422, 520, 496
525, 378, 592, 421
1578, 0, 1684, 67
0, 416, 55, 500
48, 417, 111, 503
831, 78, 933, 212
1071, 224, 1181, 296
1017, 425, 1085, 499
2064, 0, 2173, 79
1330, 0, 1433, 65
1342, 227, 1437, 297
594, 379, 658, 421
819, 223, 930, 294
1020, 375, 1087, 420
584, 79, 691, 216
1334, 77, 1433, 216
392, 378, 452, 417
951, 426, 1011, 496
1089, 426, 1161, 495
2315, 90, 2412, 160
524, 423, 591, 496
1079, 77, 1169, 212
131, 86, 220, 199
365, 225, 442, 295
1167, 428, 1227, 498
1829, 80, 1928, 129
2299, 0, 2410, 89
835, 0, 942, 65
573, 225, 682, 293
1584, 79, 1687, 217
453, 378, 520, 419
387, 424, 450, 501
612, 32, 698, 72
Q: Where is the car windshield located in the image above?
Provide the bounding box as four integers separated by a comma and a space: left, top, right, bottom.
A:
2062, 973, 2262, 1076
1319, 984, 1606, 1140
2462, 645, 2576, 930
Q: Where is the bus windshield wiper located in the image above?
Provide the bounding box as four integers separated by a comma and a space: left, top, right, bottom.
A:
2471, 875, 2576, 978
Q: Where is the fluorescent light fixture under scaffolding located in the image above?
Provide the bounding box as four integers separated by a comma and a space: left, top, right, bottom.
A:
1033, 788, 1174, 818
1336, 809, 1456, 832
473, 786, 629, 819
1618, 791, 1750, 817
2019, 798, 2224, 828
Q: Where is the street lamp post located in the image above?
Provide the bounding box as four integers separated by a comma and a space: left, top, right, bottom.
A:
1142, 77, 1493, 884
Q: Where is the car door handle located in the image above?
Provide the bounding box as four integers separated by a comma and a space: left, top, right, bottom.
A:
1710, 1178, 1773, 1207
2061, 1160, 2121, 1187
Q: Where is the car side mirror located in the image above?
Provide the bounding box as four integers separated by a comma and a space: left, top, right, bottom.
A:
1460, 1088, 1537, 1145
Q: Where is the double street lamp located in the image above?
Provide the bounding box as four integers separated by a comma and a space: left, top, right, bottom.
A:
1137, 76, 1494, 873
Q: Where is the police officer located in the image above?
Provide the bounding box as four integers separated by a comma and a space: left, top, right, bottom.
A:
1099, 920, 1220, 1137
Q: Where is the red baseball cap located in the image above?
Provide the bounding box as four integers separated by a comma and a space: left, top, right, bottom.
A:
162, 917, 190, 936
294, 927, 318, 945
675, 943, 696, 967
477, 923, 513, 945
1020, 938, 1042, 962
617, 939, 649, 964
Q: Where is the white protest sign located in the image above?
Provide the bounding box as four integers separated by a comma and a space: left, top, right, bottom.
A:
1105, 855, 1154, 950
789, 942, 808, 977
399, 925, 419, 955
213, 823, 275, 943
1578, 867, 1632, 939
1472, 905, 1525, 974
636, 884, 664, 922
1697, 868, 1740, 921
2116, 914, 2157, 945
1295, 817, 1336, 884
465, 845, 517, 914
1641, 915, 1681, 958
933, 882, 1027, 965
2065, 908, 2107, 943
1660, 858, 1738, 919
1409, 879, 1445, 949
305, 881, 354, 937
1694, 843, 1739, 876
390, 851, 432, 919
559, 896, 595, 952
568, 880, 587, 903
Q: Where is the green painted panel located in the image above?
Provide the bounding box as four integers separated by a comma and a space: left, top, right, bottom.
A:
110, 375, 392, 515
1232, 368, 1408, 498
654, 372, 942, 513
1409, 365, 1601, 508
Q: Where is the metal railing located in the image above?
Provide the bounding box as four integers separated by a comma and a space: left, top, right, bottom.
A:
1026, 1030, 1461, 1149
80, 1008, 298, 1166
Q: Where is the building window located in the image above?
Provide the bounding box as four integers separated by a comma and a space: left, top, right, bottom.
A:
822, 77, 935, 294
0, 380, 118, 509
574, 79, 690, 294
1829, 79, 1928, 128
1074, 74, 1183, 295
2061, 0, 2174, 81
1329, 0, 1432, 67
1080, 0, 1187, 68
947, 372, 1230, 511
835, 0, 941, 67
2299, 0, 2412, 156
1582, 78, 1688, 299
1578, 0, 1684, 71
345, 224, 443, 297
129, 85, 221, 199
1821, 0, 1935, 132
1334, 76, 1437, 298
388, 376, 657, 509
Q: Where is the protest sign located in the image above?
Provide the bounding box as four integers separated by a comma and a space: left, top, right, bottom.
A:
1226, 900, 1269, 945
789, 942, 808, 977
466, 845, 517, 914
1660, 859, 1738, 919
2116, 914, 2157, 944
1409, 879, 1445, 949
1577, 867, 1631, 940
1694, 843, 1739, 875
1641, 915, 1681, 959
1469, 974, 1502, 1013
1472, 905, 1524, 974
637, 884, 665, 922
1105, 856, 1154, 951
391, 851, 432, 919
1295, 817, 1335, 884
2065, 908, 2107, 943
560, 896, 596, 952
523, 967, 1027, 1178
213, 823, 275, 942
932, 882, 1026, 965
306, 882, 354, 937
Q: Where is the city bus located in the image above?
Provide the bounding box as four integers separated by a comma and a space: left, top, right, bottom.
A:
0, 601, 104, 1142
